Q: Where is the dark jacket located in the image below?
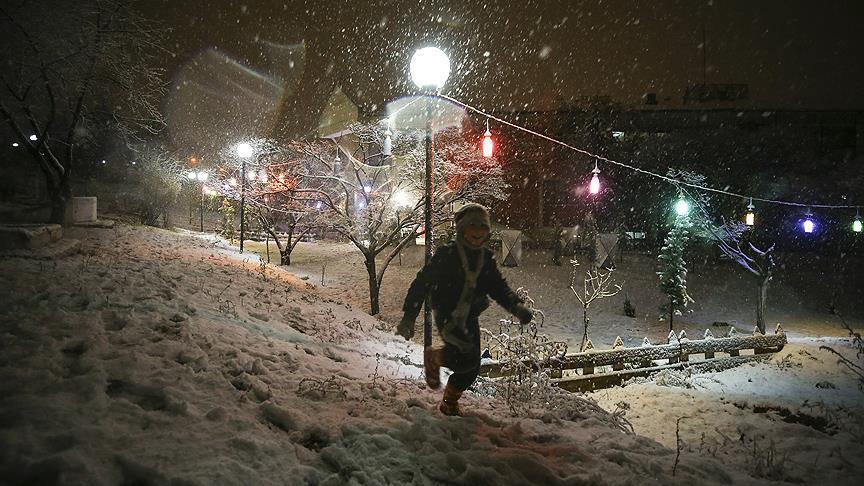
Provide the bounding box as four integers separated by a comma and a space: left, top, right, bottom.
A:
402, 242, 523, 325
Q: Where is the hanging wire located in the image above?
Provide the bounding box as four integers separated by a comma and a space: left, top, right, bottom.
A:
438, 94, 860, 210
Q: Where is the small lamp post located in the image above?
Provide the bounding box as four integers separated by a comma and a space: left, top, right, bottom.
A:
235, 142, 254, 252
410, 46, 450, 347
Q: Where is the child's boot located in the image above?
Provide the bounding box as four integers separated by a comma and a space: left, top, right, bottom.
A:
424, 346, 443, 389
438, 383, 463, 416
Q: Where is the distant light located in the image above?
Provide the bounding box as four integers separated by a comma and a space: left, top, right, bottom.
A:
409, 47, 450, 90
196, 171, 209, 182
12, 142, 19, 147
674, 197, 690, 216
235, 142, 254, 158
612, 131, 625, 140
101, 159, 107, 165
131, 161, 136, 165
29, 134, 37, 141
393, 190, 411, 208
589, 161, 601, 195
187, 171, 197, 180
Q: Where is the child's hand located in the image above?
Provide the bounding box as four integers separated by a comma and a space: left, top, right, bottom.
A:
396, 318, 415, 340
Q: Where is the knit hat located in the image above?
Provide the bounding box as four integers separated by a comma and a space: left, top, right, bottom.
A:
454, 203, 491, 233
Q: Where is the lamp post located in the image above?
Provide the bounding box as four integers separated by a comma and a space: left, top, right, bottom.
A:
410, 46, 450, 347
235, 142, 254, 252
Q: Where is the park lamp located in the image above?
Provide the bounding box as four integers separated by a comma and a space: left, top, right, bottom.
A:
235, 142, 254, 159
410, 47, 450, 90
589, 161, 601, 195
745, 198, 755, 226
674, 196, 690, 217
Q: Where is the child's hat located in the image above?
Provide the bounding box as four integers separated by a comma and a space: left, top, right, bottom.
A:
454, 203, 491, 230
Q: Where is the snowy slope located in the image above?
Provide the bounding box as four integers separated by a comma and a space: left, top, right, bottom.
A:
0, 225, 859, 485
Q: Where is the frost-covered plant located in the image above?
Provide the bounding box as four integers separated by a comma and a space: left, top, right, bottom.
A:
820, 320, 864, 392
478, 291, 631, 433
480, 293, 564, 416
568, 259, 622, 351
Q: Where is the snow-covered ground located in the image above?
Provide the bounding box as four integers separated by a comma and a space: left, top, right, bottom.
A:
1, 225, 861, 485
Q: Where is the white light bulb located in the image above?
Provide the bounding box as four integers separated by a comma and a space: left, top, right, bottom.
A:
410, 47, 450, 90
235, 142, 254, 158
675, 198, 690, 216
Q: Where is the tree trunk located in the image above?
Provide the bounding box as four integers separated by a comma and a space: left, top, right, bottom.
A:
49, 177, 71, 225
581, 307, 589, 351
669, 297, 674, 332
756, 276, 770, 334
364, 255, 380, 315
280, 232, 293, 266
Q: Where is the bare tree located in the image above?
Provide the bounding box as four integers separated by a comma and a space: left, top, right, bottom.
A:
569, 259, 622, 351
677, 177, 777, 334
0, 0, 166, 223
703, 218, 775, 334
293, 122, 508, 315
123, 143, 184, 227
242, 143, 321, 266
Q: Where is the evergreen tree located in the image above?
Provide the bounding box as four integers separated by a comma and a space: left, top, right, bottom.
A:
218, 199, 236, 243
657, 214, 693, 331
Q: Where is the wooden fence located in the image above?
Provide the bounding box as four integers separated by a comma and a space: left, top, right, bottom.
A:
479, 325, 787, 393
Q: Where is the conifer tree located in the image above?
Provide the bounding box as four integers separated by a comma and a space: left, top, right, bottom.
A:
657, 214, 693, 331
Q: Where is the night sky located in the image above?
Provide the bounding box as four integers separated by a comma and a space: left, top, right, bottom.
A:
148, 0, 864, 112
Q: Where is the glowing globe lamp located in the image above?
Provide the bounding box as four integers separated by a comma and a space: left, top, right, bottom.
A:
409, 47, 450, 90
235, 142, 254, 159
674, 197, 690, 217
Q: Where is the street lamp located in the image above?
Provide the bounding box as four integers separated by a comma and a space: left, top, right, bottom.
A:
410, 46, 450, 347
235, 142, 254, 252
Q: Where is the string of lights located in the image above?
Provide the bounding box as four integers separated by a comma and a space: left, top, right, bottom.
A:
439, 94, 861, 212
